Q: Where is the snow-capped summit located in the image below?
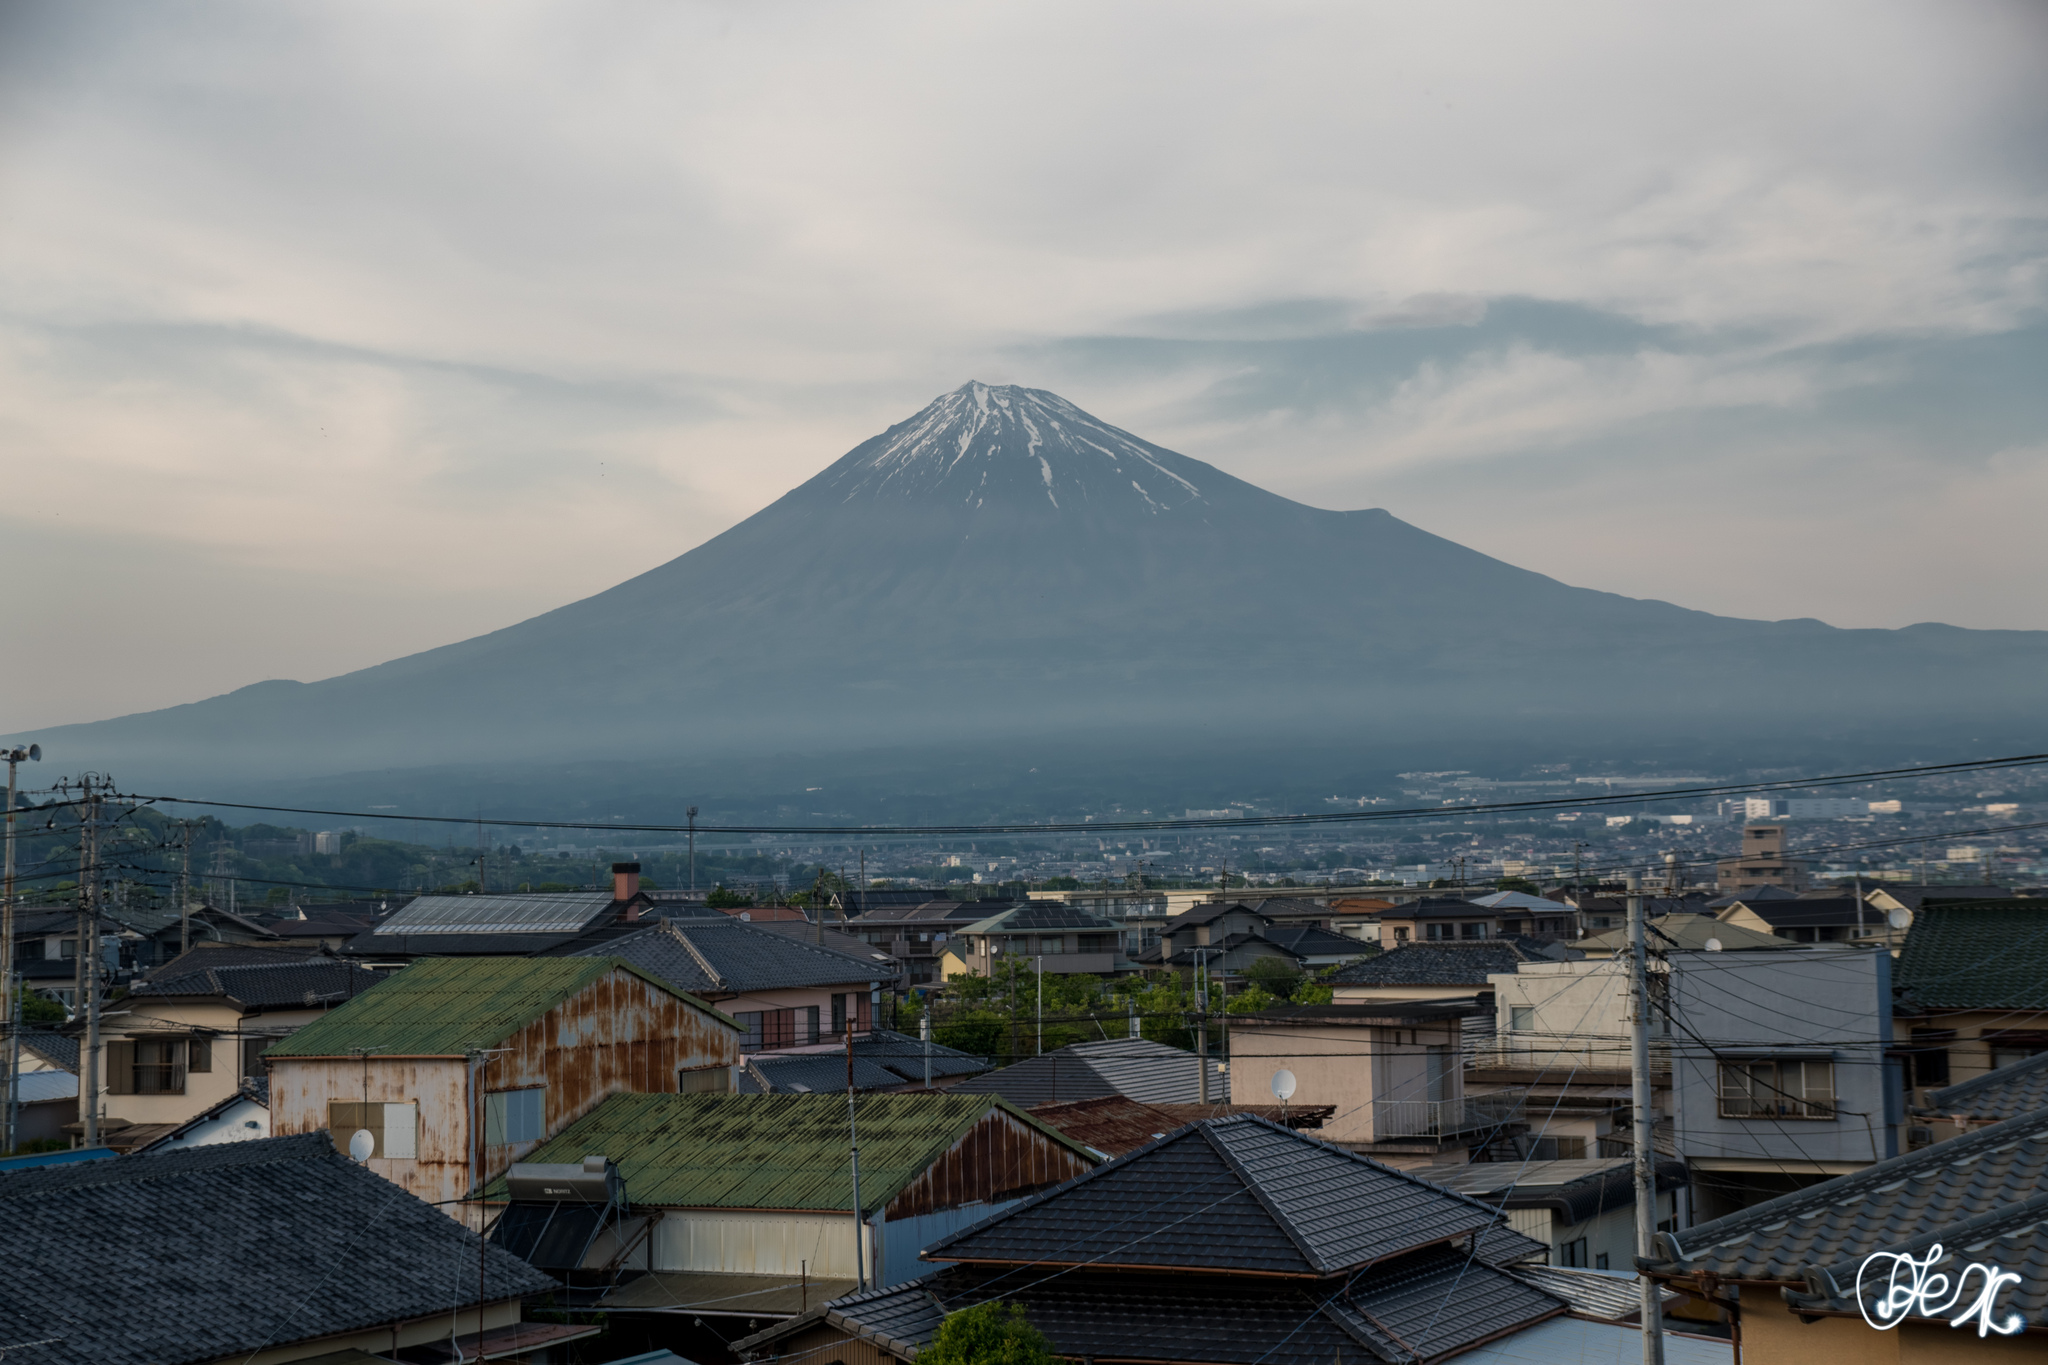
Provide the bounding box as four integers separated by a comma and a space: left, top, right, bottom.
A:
806, 382, 1223, 520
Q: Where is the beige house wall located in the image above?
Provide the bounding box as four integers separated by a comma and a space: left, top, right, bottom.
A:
1229, 1021, 1458, 1144
1737, 1290, 2041, 1365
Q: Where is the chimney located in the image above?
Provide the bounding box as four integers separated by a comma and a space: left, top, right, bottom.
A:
612, 862, 642, 908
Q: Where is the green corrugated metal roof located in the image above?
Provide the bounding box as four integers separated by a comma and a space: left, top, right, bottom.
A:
266, 955, 738, 1058
487, 1091, 1094, 1213
1896, 900, 2048, 1009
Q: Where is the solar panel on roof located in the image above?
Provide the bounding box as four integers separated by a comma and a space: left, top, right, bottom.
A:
372, 893, 614, 935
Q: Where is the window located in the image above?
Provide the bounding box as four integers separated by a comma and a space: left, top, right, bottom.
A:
1906, 1029, 1953, 1088
1459, 922, 1487, 940
737, 1011, 765, 1052
106, 1038, 197, 1095
328, 1101, 418, 1159
829, 995, 847, 1037
1509, 1006, 1535, 1033
1718, 1058, 1836, 1119
240, 1036, 269, 1079
1559, 1238, 1589, 1268
803, 1006, 820, 1046
679, 1065, 730, 1093
1393, 927, 1410, 944
1595, 1253, 1610, 1270
186, 1038, 212, 1074
484, 1088, 546, 1146
1426, 923, 1451, 941
1038, 936, 1063, 954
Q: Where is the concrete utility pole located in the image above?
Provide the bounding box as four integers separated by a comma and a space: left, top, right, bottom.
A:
1627, 887, 1666, 1365
920, 1008, 932, 1090
686, 807, 698, 895
77, 777, 102, 1148
176, 820, 195, 956
844, 1026, 866, 1291
3, 743, 39, 1153
1035, 955, 1043, 1056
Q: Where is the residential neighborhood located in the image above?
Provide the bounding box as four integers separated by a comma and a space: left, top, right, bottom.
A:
4, 841, 2047, 1362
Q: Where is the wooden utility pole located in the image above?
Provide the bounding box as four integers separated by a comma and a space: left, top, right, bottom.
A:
1627, 887, 1666, 1365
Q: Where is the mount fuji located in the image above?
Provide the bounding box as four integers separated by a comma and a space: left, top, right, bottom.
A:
27, 382, 2048, 790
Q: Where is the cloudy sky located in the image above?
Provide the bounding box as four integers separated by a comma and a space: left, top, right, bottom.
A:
3, 1, 2045, 730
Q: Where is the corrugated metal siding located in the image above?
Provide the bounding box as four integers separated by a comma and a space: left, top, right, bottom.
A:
884, 1107, 1092, 1219
653, 1209, 867, 1280
766, 1325, 908, 1365
270, 1056, 474, 1207
271, 965, 742, 1208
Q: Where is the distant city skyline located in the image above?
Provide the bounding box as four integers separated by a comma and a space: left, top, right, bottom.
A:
3, 1, 2045, 730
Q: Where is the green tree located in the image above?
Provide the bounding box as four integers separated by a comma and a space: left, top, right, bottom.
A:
706, 884, 754, 908
1494, 876, 1542, 896
920, 1301, 1056, 1365
10, 986, 64, 1025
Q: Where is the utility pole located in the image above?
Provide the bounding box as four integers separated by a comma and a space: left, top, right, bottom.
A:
844, 1026, 866, 1291
176, 820, 194, 956
1035, 955, 1043, 1056
920, 1008, 932, 1090
78, 777, 103, 1148
687, 807, 698, 895
1627, 886, 1666, 1365
3, 743, 39, 1154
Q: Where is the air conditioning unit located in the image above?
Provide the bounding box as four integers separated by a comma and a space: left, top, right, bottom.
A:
1907, 1126, 1934, 1149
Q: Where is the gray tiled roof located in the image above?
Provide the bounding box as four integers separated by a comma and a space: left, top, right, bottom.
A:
946, 1038, 1226, 1105
1895, 900, 2048, 1010
1645, 1105, 2048, 1289
140, 944, 334, 980
1925, 1052, 2048, 1122
740, 1250, 1562, 1365
856, 1028, 990, 1082
927, 1115, 1504, 1277
960, 903, 1118, 935
563, 918, 894, 993
1261, 924, 1370, 957
1783, 1190, 2048, 1325
1507, 1265, 1670, 1321
15, 1029, 78, 1073
0, 1133, 554, 1365
739, 1054, 906, 1094
134, 960, 384, 1009
1328, 938, 1579, 986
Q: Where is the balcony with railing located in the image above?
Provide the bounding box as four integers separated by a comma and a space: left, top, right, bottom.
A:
1372, 1086, 1526, 1140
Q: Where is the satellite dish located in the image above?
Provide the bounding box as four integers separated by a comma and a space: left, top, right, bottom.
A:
1704, 938, 1723, 953
1888, 908, 1911, 931
1270, 1069, 1297, 1102
347, 1129, 376, 1163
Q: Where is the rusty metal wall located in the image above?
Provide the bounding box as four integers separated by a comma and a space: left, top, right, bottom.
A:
884, 1107, 1092, 1220
271, 966, 739, 1209
270, 1056, 472, 1207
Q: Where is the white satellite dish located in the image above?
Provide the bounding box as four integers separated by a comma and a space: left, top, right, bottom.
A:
347, 1129, 376, 1163
1270, 1069, 1297, 1102
1704, 938, 1723, 953
1888, 908, 1911, 931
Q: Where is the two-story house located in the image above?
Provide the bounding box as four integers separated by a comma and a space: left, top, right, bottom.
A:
936, 903, 1122, 979
1489, 946, 1896, 1221
1893, 897, 2048, 1143
549, 912, 897, 1052
266, 955, 741, 1219
82, 948, 384, 1151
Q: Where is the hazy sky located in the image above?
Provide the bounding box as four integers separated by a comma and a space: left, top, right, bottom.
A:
4, 1, 2045, 730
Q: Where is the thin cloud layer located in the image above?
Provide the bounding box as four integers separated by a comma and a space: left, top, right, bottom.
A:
1, 0, 2044, 728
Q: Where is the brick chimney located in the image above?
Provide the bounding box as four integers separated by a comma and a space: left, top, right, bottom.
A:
612, 862, 642, 907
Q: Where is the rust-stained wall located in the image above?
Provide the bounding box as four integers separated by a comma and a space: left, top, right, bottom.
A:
885, 1108, 1091, 1220
271, 965, 740, 1210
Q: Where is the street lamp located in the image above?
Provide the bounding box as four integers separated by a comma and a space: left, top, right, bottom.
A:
4, 742, 42, 1155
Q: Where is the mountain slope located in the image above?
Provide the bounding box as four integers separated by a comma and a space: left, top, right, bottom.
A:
26, 382, 2048, 782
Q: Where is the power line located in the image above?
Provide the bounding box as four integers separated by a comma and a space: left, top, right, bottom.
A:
119, 750, 2048, 837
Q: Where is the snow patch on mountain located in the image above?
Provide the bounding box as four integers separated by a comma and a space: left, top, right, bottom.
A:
820, 381, 1210, 515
